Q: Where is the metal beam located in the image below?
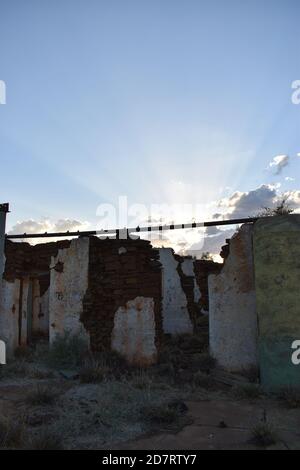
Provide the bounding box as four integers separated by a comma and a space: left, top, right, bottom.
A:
0, 203, 9, 276
5, 216, 260, 240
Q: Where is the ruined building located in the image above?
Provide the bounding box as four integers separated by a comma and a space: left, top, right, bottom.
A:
0, 236, 220, 365
209, 214, 300, 391
2, 214, 299, 392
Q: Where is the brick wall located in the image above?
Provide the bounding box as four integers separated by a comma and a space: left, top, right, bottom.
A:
81, 237, 162, 362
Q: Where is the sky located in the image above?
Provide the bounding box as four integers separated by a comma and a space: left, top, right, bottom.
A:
0, 0, 300, 257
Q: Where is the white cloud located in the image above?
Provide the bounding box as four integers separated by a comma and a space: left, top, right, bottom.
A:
8, 185, 300, 257
8, 218, 90, 244
269, 155, 289, 174
285, 177, 295, 182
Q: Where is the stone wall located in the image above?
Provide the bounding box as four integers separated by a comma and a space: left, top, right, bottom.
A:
208, 224, 258, 371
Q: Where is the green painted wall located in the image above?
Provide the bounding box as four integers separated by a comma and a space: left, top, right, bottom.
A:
253, 215, 300, 392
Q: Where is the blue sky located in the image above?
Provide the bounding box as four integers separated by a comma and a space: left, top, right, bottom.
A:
1, 0, 300, 253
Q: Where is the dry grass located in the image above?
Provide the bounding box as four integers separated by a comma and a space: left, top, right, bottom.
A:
0, 417, 25, 449
14, 345, 34, 361
192, 371, 215, 389
279, 387, 300, 409
44, 331, 89, 368
233, 383, 261, 399
79, 358, 108, 384
26, 429, 64, 450
250, 423, 277, 447
141, 403, 182, 425
25, 384, 58, 406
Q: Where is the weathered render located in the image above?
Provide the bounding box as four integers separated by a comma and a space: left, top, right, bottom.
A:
0, 239, 70, 355
1, 235, 219, 365
111, 296, 157, 365
49, 237, 90, 345
254, 215, 300, 391
209, 224, 258, 371
0, 277, 21, 355
159, 248, 194, 335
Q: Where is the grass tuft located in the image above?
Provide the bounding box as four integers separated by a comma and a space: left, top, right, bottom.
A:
79, 358, 108, 384
251, 423, 277, 447
25, 384, 58, 406
0, 417, 25, 448
233, 383, 261, 399
45, 331, 89, 368
192, 371, 215, 389
279, 386, 300, 409
27, 429, 64, 450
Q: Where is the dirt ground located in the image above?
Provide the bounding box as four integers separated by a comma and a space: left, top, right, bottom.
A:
0, 328, 299, 450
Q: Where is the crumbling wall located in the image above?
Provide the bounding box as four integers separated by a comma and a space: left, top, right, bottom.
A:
254, 215, 300, 391
193, 259, 222, 313
82, 237, 162, 365
49, 237, 90, 344
159, 248, 194, 335
1, 239, 70, 353
111, 297, 157, 365
208, 224, 258, 371
0, 278, 21, 355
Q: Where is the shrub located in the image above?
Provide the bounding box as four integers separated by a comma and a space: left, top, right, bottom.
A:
251, 423, 277, 447
141, 403, 180, 425
14, 345, 34, 361
194, 353, 216, 372
256, 198, 293, 217
45, 331, 88, 368
233, 383, 261, 399
0, 417, 25, 448
79, 359, 108, 384
279, 386, 300, 409
27, 429, 64, 450
192, 371, 214, 389
25, 385, 58, 406
130, 370, 154, 390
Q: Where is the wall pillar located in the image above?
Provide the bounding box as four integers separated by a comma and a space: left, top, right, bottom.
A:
0, 203, 9, 278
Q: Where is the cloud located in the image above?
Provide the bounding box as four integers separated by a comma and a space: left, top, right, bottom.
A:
285, 177, 295, 182
8, 218, 90, 244
7, 185, 300, 257
188, 185, 300, 257
217, 184, 277, 219
269, 155, 289, 174
187, 228, 235, 258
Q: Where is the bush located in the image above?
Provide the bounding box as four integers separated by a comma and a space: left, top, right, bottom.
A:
257, 198, 293, 217
251, 423, 277, 447
279, 387, 300, 408
192, 371, 215, 389
14, 345, 34, 361
233, 383, 261, 399
25, 385, 58, 406
79, 359, 108, 384
0, 417, 25, 448
130, 370, 154, 390
3, 359, 29, 377
194, 353, 216, 372
27, 429, 64, 450
141, 403, 180, 425
45, 331, 89, 368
